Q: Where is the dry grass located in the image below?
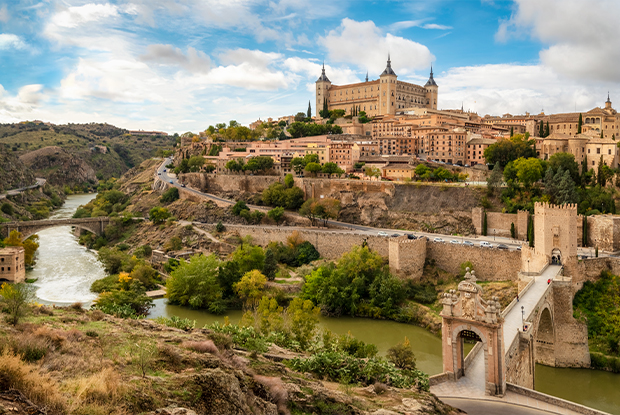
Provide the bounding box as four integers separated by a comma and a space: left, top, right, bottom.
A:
373, 382, 389, 395
0, 332, 54, 362
89, 309, 106, 321
182, 340, 219, 354
0, 348, 66, 413
70, 302, 85, 313
254, 375, 289, 415
158, 343, 182, 367
65, 367, 125, 414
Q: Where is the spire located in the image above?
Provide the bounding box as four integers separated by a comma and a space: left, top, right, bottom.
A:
461, 102, 464, 112
425, 65, 438, 87
381, 53, 396, 76
316, 61, 330, 83
365, 71, 368, 82
607, 91, 611, 103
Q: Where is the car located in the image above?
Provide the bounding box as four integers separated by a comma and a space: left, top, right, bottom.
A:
480, 241, 493, 248
433, 237, 444, 243
497, 244, 509, 250
390, 233, 400, 237
450, 240, 460, 244
378, 231, 389, 237
169, 180, 173, 184
406, 234, 416, 240
463, 240, 474, 247
516, 246, 522, 251
158, 172, 161, 175
181, 183, 186, 187
163, 169, 167, 172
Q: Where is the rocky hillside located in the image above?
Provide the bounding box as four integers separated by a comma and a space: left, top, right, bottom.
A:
0, 305, 458, 415
19, 146, 98, 188
0, 144, 36, 192
0, 122, 176, 186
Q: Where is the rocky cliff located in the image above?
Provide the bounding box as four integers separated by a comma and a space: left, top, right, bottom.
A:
0, 144, 36, 192
19, 146, 98, 188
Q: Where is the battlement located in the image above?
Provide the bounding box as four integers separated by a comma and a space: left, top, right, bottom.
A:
534, 202, 578, 215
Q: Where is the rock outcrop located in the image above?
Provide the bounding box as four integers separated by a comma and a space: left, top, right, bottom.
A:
19, 146, 98, 188
0, 145, 36, 192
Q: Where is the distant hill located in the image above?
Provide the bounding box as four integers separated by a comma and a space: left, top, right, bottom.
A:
0, 144, 36, 192
0, 122, 176, 189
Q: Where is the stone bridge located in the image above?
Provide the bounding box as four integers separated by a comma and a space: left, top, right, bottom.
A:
0, 217, 111, 240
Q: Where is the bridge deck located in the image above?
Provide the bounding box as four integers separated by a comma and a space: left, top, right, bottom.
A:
430, 266, 584, 414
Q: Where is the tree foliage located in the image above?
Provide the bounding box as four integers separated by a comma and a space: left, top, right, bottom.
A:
483, 134, 536, 167
166, 254, 223, 311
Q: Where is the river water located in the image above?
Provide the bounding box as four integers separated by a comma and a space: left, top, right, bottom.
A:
31, 194, 620, 414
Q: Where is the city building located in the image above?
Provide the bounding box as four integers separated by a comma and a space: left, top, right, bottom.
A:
467, 137, 497, 166
0, 247, 26, 283
315, 56, 438, 118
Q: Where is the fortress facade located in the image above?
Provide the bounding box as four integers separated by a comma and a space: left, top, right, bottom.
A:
315, 56, 438, 118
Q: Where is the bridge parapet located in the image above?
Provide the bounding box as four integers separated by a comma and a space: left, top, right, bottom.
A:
0, 217, 111, 239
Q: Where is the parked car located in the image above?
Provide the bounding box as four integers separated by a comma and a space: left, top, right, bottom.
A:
516, 246, 522, 251
497, 244, 509, 250
434, 237, 444, 243
406, 234, 416, 240
163, 169, 166, 172
378, 231, 389, 237
450, 240, 460, 245
390, 233, 400, 237
480, 241, 493, 248
181, 183, 186, 187
169, 180, 173, 184
463, 240, 474, 247
158, 172, 161, 175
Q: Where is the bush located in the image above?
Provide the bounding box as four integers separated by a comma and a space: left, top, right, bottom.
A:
0, 283, 36, 325
182, 340, 218, 354
232, 200, 248, 215
215, 221, 225, 233
387, 337, 417, 370
153, 315, 195, 331
166, 254, 223, 309
1, 202, 14, 215
206, 322, 269, 353
160, 187, 179, 204
92, 287, 154, 318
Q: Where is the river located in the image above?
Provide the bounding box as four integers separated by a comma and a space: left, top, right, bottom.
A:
30, 194, 620, 414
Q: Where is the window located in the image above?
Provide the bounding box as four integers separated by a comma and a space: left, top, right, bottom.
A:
597, 148, 601, 154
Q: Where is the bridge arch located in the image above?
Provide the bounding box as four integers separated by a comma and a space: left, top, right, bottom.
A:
450, 324, 488, 380
534, 304, 556, 366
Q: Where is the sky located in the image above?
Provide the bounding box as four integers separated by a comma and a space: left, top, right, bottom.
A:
1, 0, 620, 133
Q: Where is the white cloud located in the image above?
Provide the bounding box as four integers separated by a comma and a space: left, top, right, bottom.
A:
437, 63, 608, 116
50, 3, 119, 28
0, 34, 27, 50
0, 5, 9, 23
422, 23, 451, 30
319, 18, 434, 76
0, 84, 44, 118
219, 49, 282, 69
140, 44, 211, 73
496, 0, 620, 82
283, 57, 360, 85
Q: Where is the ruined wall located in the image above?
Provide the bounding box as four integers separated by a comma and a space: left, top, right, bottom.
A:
551, 281, 590, 368
294, 177, 395, 200
586, 215, 620, 252
426, 243, 522, 281
389, 237, 426, 279
178, 173, 208, 192
222, 224, 388, 260
564, 257, 620, 286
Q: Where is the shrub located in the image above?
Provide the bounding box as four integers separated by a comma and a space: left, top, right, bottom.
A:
117, 243, 130, 251
182, 340, 219, 354
70, 302, 84, 312
232, 200, 248, 215
153, 315, 195, 331
208, 332, 233, 350
1, 202, 14, 215
158, 343, 182, 366
387, 337, 417, 370
0, 282, 36, 325
166, 254, 222, 309
93, 288, 153, 318
160, 187, 179, 204
206, 322, 269, 353
215, 221, 225, 233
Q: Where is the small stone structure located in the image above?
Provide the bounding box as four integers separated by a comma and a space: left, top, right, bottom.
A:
0, 247, 26, 283
440, 268, 505, 396
388, 236, 426, 279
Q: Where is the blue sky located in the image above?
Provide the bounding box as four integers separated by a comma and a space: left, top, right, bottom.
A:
1, 0, 619, 133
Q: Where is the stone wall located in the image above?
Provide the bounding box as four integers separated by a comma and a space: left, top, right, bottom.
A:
206, 174, 281, 195
551, 281, 590, 368
222, 224, 389, 260
564, 256, 620, 286
471, 208, 529, 239
520, 246, 548, 276
586, 214, 620, 251
505, 332, 535, 389
293, 177, 395, 200
389, 237, 426, 279
426, 242, 522, 281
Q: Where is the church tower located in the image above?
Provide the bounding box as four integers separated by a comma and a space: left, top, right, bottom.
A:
605, 92, 613, 110
379, 54, 398, 116
315, 62, 331, 117
425, 65, 439, 110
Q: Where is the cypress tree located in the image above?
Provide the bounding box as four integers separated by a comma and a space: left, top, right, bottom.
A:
482, 211, 488, 236
510, 126, 514, 137
582, 216, 587, 247
613, 133, 616, 141
307, 101, 312, 118
510, 222, 515, 239
545, 121, 550, 137
578, 113, 582, 134
539, 120, 544, 137
322, 97, 329, 118
595, 246, 599, 258
601, 130, 604, 138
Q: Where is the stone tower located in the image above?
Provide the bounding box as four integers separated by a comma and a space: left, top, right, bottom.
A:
315, 62, 331, 117
425, 65, 439, 110
605, 92, 612, 110
379, 54, 398, 116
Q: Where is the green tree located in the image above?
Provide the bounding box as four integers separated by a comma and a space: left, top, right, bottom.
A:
287, 297, 320, 350
166, 254, 223, 310
578, 113, 583, 134
284, 173, 295, 188
160, 187, 179, 204
513, 157, 543, 189
556, 169, 578, 204
582, 216, 588, 247
510, 222, 515, 239
263, 248, 277, 281
187, 155, 205, 172
294, 112, 306, 122
149, 206, 171, 224
482, 211, 488, 236
225, 159, 244, 172
305, 162, 322, 176
386, 337, 416, 370
307, 101, 312, 118
320, 97, 329, 118
3, 231, 39, 267
483, 134, 536, 167
268, 206, 285, 225
510, 126, 514, 137
321, 162, 340, 176
0, 283, 35, 325
545, 121, 550, 137
365, 166, 382, 179
244, 156, 274, 174
218, 260, 242, 299
539, 120, 544, 137
232, 200, 248, 215
549, 152, 580, 184
234, 270, 267, 307
231, 243, 265, 275
487, 162, 503, 194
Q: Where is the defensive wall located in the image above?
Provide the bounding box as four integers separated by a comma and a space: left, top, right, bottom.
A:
219, 224, 523, 281
472, 208, 620, 252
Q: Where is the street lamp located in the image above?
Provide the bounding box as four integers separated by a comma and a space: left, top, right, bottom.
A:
521, 306, 525, 331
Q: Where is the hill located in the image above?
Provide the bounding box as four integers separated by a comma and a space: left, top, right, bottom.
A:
0, 144, 36, 193
0, 122, 176, 189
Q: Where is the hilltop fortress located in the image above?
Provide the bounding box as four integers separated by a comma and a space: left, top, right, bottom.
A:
315, 56, 438, 118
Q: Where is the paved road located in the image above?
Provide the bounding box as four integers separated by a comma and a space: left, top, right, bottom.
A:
443, 397, 577, 415
0, 178, 46, 200
155, 158, 613, 258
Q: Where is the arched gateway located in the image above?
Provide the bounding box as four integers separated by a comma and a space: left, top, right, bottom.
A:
440, 268, 505, 396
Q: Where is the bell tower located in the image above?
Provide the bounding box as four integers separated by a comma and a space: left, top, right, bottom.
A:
379, 54, 398, 116
315, 62, 331, 117
425, 65, 439, 110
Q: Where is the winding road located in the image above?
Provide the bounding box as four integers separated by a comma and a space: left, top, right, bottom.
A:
0, 178, 46, 200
